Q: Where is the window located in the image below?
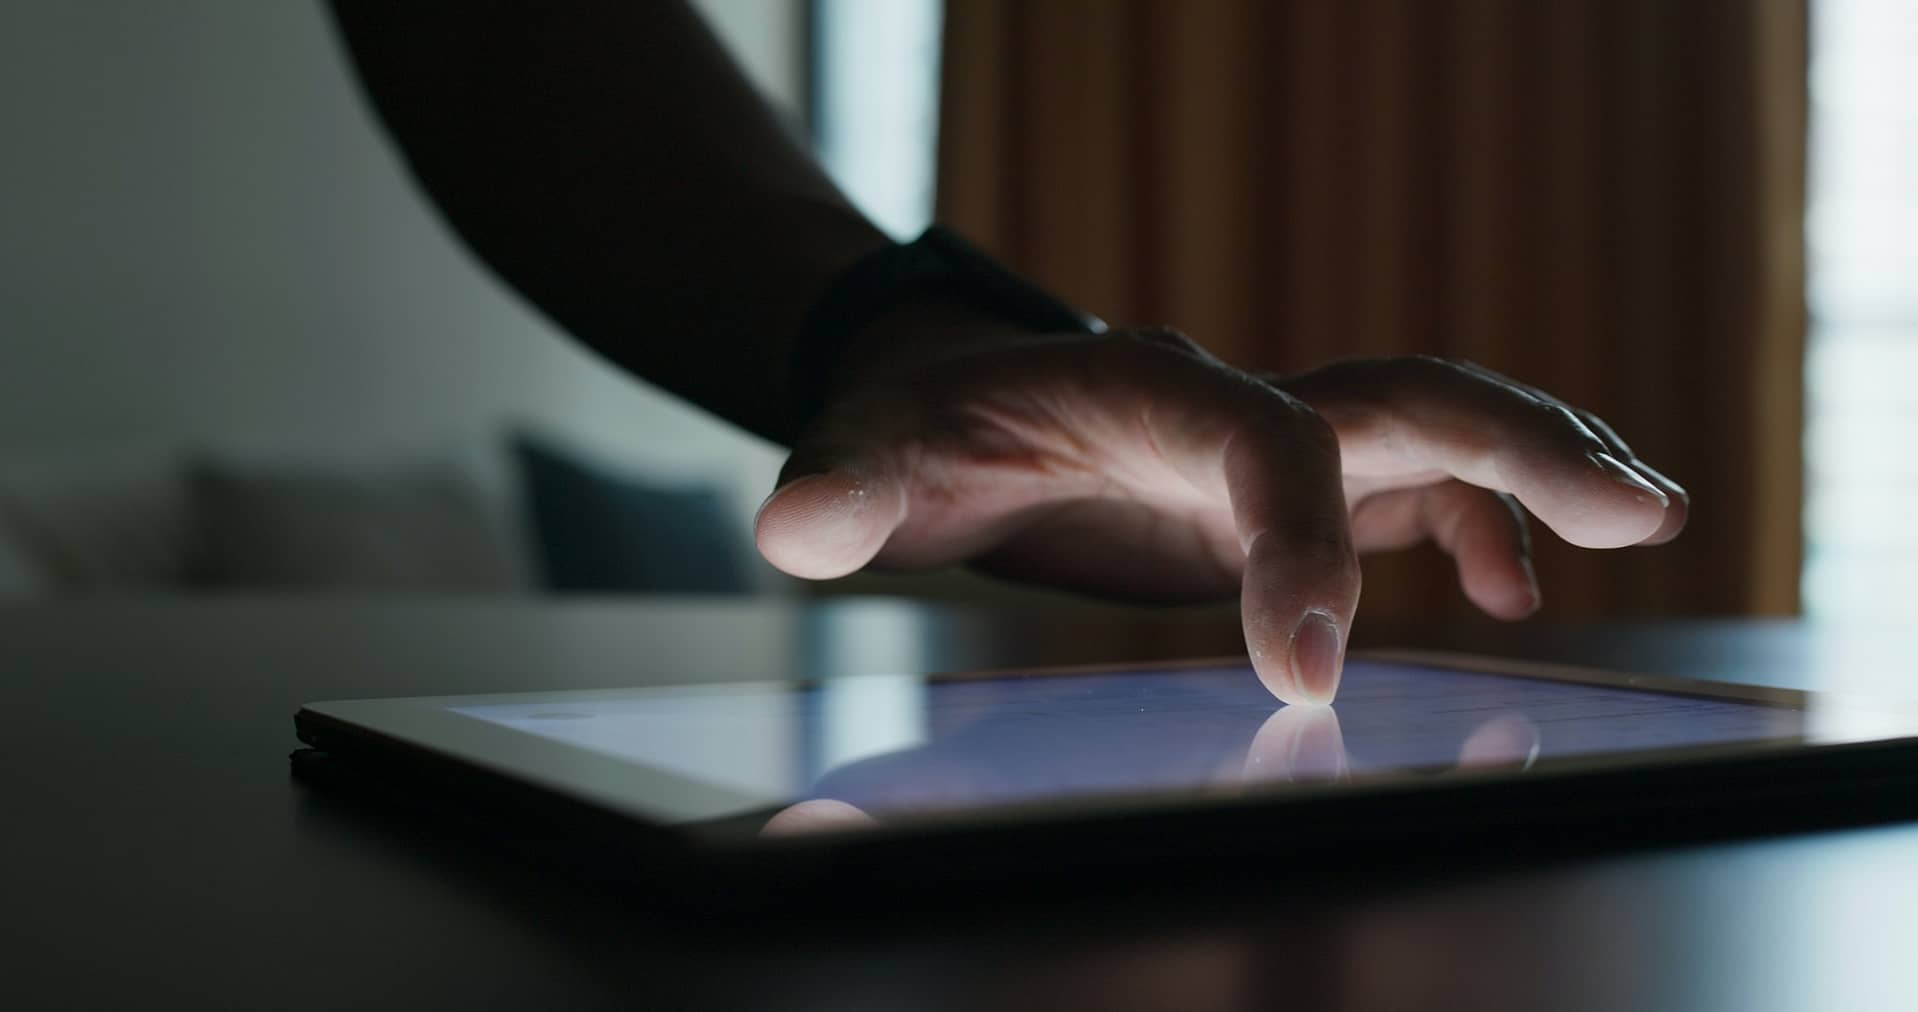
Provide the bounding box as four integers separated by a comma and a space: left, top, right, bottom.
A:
1804, 0, 1918, 618
811, 0, 944, 239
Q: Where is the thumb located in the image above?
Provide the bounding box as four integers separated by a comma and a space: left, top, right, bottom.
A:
753, 460, 907, 580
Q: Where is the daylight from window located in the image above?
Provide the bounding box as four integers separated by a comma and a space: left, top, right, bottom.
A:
1804, 0, 1918, 619
813, 0, 943, 239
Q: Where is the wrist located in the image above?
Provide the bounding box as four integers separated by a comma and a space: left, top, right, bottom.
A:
835, 292, 1046, 377
783, 226, 1104, 441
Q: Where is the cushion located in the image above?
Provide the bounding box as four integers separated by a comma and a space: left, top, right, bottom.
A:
188, 458, 526, 592
0, 456, 193, 593
513, 436, 751, 593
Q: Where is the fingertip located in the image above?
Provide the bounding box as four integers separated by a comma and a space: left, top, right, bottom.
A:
753, 470, 903, 579
1480, 588, 1543, 622
1544, 453, 1668, 549
1512, 556, 1544, 619
1247, 622, 1299, 705
1246, 609, 1307, 705
1640, 521, 1686, 547
1249, 654, 1305, 705
1635, 468, 1689, 546
1245, 606, 1348, 706
1465, 556, 1542, 621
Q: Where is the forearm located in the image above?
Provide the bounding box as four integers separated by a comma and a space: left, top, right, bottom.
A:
327, 0, 888, 443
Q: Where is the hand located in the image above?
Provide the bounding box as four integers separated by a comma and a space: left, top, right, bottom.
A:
755, 329, 1686, 704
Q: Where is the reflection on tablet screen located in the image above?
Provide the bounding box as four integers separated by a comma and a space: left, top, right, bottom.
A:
447, 660, 1810, 824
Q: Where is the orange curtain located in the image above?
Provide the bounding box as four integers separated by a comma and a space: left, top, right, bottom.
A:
939, 0, 1807, 619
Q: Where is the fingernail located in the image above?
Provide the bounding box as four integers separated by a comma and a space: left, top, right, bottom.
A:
1590, 453, 1669, 508
1290, 611, 1344, 705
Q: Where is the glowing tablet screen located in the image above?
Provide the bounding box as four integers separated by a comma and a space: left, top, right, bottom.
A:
442, 659, 1858, 825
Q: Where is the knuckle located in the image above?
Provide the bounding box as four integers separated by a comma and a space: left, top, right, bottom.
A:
1271, 396, 1340, 452
1265, 514, 1357, 570
1129, 326, 1205, 355
1231, 395, 1340, 464
1281, 513, 1357, 578
1102, 330, 1172, 366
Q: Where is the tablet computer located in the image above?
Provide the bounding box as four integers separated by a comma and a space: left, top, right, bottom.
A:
292, 650, 1918, 906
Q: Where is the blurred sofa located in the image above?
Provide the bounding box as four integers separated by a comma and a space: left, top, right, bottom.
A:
0, 433, 757, 597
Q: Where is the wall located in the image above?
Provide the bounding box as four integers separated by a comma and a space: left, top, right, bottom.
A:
0, 1, 805, 567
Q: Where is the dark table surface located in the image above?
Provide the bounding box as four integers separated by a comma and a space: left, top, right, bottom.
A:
8, 596, 1918, 1011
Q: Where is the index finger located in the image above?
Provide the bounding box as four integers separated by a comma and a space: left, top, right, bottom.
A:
1221, 409, 1363, 705
1138, 368, 1361, 705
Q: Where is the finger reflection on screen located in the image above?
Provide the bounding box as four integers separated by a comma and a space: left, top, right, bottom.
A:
1456, 713, 1542, 769
1242, 705, 1349, 784
761, 798, 875, 836
1239, 706, 1543, 786
763, 698, 1544, 835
